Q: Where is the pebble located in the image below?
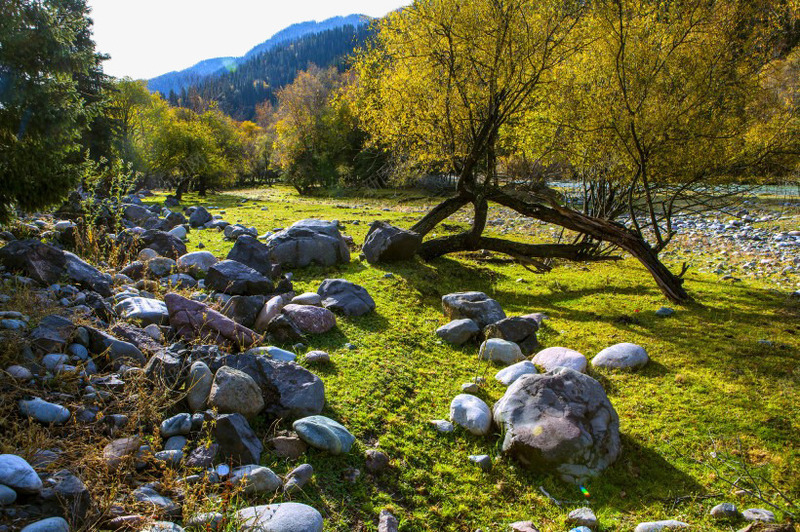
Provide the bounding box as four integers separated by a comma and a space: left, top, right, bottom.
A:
365, 450, 390, 473
656, 307, 676, 317
567, 507, 597, 528
461, 382, 479, 393
378, 509, 399, 532
742, 508, 775, 522
468, 454, 491, 471
7, 365, 33, 380
283, 463, 314, 492
0, 484, 16, 505
160, 413, 192, 437
430, 419, 454, 433
710, 502, 740, 519
230, 465, 281, 494
304, 350, 330, 364
633, 520, 690, 531
19, 398, 70, 424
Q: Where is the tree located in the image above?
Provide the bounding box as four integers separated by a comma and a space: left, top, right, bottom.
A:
106, 78, 152, 171
0, 0, 105, 221
354, 0, 799, 302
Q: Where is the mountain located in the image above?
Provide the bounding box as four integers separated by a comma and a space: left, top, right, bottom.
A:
147, 15, 370, 96
168, 23, 374, 121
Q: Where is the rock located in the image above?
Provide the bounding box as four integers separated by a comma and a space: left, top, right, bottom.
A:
743, 509, 775, 523
138, 230, 187, 259
237, 502, 323, 532
495, 361, 538, 386
271, 436, 307, 459
362, 221, 421, 263
0, 454, 42, 493
442, 291, 505, 328
265, 314, 305, 343
430, 419, 454, 433
461, 382, 479, 393
266, 219, 350, 268
569, 528, 592, 532
177, 251, 218, 276
282, 304, 336, 334
164, 436, 187, 452
144, 324, 162, 342
221, 295, 266, 329
655, 307, 675, 317
633, 520, 690, 532
123, 203, 154, 224
113, 296, 169, 326
146, 257, 177, 278
365, 450, 390, 472
317, 279, 375, 316
436, 319, 480, 345
103, 437, 141, 471
215, 353, 324, 419
509, 522, 540, 532
469, 454, 491, 471
253, 295, 284, 333
86, 328, 146, 367
532, 347, 587, 373
154, 449, 183, 467
245, 346, 297, 362
227, 235, 276, 277
378, 509, 399, 532
449, 394, 492, 435
480, 338, 525, 365
186, 361, 213, 412
160, 413, 192, 437
189, 206, 212, 228
567, 507, 598, 528
215, 414, 263, 464
304, 350, 330, 364
231, 465, 281, 494
133, 486, 180, 517
168, 225, 187, 240
293, 415, 356, 454
19, 397, 70, 424
184, 443, 218, 469
283, 463, 313, 492
30, 315, 75, 353
0, 239, 66, 285
206, 260, 274, 296
710, 503, 740, 519
165, 293, 261, 350
39, 469, 91, 520
291, 292, 322, 306
63, 251, 113, 296
185, 513, 222, 530
208, 366, 265, 418
0, 483, 17, 504
592, 343, 649, 369
493, 367, 620, 482
736, 525, 794, 532
6, 365, 33, 380
483, 315, 540, 355
42, 353, 68, 372
20, 517, 70, 532
120, 261, 145, 280
141, 522, 185, 532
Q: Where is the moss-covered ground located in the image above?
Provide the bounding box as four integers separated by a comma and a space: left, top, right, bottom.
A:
139, 187, 799, 531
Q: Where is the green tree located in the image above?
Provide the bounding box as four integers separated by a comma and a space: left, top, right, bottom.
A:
0, 0, 104, 221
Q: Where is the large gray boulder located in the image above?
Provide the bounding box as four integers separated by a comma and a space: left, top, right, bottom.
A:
483, 315, 540, 355
266, 219, 350, 268
208, 366, 265, 418
0, 239, 66, 285
281, 304, 336, 334
237, 503, 323, 532
62, 251, 112, 296
227, 235, 276, 277
189, 206, 212, 228
442, 292, 505, 328
165, 293, 261, 350
177, 251, 218, 276
317, 279, 375, 316
214, 353, 325, 420
0, 454, 42, 493
206, 260, 274, 296
139, 230, 187, 259
362, 221, 421, 263
493, 367, 620, 482
436, 319, 480, 345
592, 343, 649, 370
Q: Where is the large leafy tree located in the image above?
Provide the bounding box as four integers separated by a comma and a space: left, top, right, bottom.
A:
0, 0, 104, 221
354, 0, 798, 302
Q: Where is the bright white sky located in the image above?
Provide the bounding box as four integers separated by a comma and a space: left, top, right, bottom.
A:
88, 0, 410, 80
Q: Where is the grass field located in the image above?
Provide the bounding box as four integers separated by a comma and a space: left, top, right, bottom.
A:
133, 187, 800, 531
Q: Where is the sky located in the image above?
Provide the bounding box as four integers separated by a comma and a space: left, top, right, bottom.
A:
87, 0, 410, 80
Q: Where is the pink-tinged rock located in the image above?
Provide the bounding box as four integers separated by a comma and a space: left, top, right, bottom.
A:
282, 304, 336, 334
164, 293, 261, 350
531, 346, 587, 373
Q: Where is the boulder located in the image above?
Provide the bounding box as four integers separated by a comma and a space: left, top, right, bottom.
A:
113, 296, 169, 326
214, 353, 325, 420
206, 260, 274, 296
0, 239, 66, 285
189, 206, 212, 228
493, 367, 620, 482
226, 235, 277, 277
30, 315, 75, 353
63, 251, 112, 296
123, 203, 154, 224
293, 416, 355, 454
146, 257, 177, 278
165, 293, 261, 350
362, 221, 421, 263
208, 366, 265, 418
230, 465, 281, 494
266, 219, 350, 268
318, 279, 375, 316
253, 295, 285, 333
186, 361, 213, 412
592, 343, 649, 370
442, 292, 505, 328
483, 315, 540, 355
479, 338, 525, 365
449, 394, 492, 435
532, 347, 587, 373
221, 295, 266, 329
495, 361, 538, 386
215, 413, 263, 464
139, 230, 187, 259
265, 314, 306, 343
0, 454, 42, 493
237, 503, 323, 532
281, 304, 336, 334
19, 398, 70, 424
177, 251, 218, 276
436, 319, 480, 345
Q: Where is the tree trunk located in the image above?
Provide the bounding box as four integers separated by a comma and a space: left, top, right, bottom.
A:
175, 177, 192, 201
